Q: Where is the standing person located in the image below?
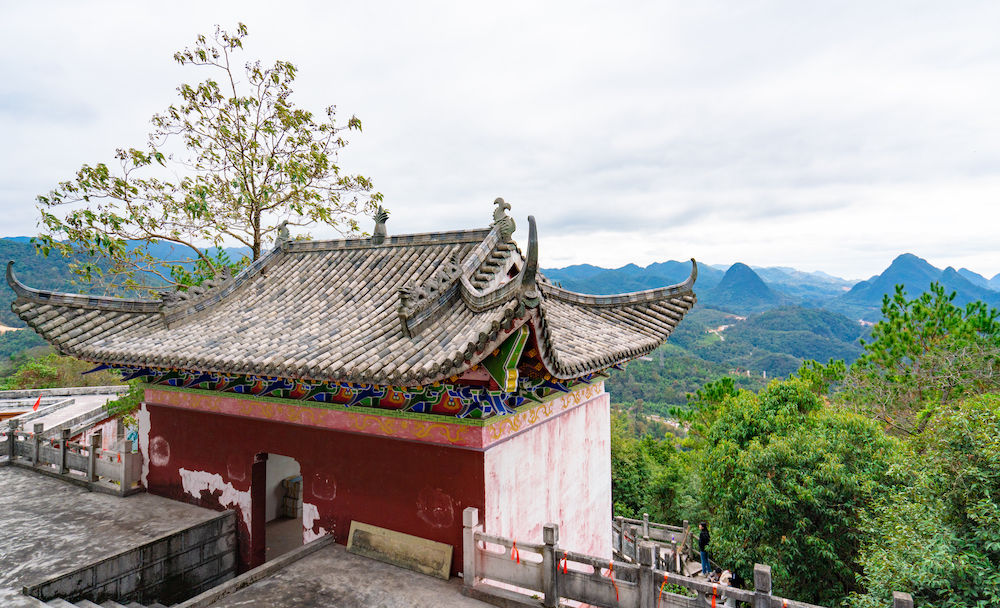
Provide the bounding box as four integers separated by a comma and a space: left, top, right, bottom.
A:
698, 522, 711, 575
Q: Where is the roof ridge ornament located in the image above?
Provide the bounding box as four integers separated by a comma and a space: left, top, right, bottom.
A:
397, 250, 464, 337
372, 206, 389, 245
492, 197, 516, 238
274, 220, 291, 249
519, 215, 541, 307
158, 265, 235, 309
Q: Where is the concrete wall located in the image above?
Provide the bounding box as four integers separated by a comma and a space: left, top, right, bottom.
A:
265, 453, 300, 522
483, 390, 612, 558
140, 401, 487, 574
23, 511, 236, 605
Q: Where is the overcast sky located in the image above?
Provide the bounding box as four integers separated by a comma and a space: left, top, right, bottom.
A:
2, 1, 998, 280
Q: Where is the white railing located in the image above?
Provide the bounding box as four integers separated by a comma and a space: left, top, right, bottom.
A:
461, 507, 915, 608
2, 419, 142, 496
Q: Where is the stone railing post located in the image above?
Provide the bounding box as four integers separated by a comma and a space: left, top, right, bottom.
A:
7, 419, 18, 461
893, 592, 914, 608
615, 515, 624, 555
753, 564, 772, 608
542, 523, 559, 607
642, 512, 650, 540
59, 428, 70, 474
638, 542, 655, 608
121, 439, 135, 490
671, 539, 679, 572
88, 434, 99, 482
462, 507, 482, 591
33, 423, 43, 466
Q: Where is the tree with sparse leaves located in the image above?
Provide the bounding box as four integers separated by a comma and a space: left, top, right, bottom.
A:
36, 23, 381, 292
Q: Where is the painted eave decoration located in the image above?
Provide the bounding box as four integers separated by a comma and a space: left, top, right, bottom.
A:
7, 199, 697, 419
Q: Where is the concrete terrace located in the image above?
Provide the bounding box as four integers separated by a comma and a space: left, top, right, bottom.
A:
0, 466, 219, 607
209, 542, 492, 608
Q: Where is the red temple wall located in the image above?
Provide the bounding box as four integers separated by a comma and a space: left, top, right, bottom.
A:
138, 401, 486, 573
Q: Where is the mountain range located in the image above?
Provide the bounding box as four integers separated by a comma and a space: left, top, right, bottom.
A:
2, 236, 998, 407
3, 234, 999, 325
544, 253, 1000, 321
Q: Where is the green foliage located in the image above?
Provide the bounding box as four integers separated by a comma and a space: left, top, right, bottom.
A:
0, 329, 48, 364
35, 23, 381, 293
609, 411, 697, 524
607, 306, 866, 410
842, 283, 1000, 435
700, 380, 900, 605
104, 382, 144, 427
608, 284, 999, 606
852, 394, 1000, 608
0, 238, 99, 327
671, 376, 738, 450
0, 353, 122, 390
796, 358, 848, 396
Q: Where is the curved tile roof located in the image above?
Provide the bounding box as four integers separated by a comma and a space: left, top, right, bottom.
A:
8, 206, 697, 385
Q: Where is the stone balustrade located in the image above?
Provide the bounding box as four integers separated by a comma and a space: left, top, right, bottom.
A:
1, 418, 142, 496
462, 506, 915, 608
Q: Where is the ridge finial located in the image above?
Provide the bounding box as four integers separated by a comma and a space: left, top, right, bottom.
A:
373, 206, 389, 245
520, 215, 541, 307
491, 197, 516, 238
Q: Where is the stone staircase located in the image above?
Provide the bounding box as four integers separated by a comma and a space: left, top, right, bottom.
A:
42, 599, 171, 608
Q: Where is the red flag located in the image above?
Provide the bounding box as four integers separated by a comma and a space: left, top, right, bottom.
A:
32, 395, 41, 411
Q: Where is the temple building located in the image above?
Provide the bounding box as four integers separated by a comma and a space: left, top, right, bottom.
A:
7, 200, 696, 574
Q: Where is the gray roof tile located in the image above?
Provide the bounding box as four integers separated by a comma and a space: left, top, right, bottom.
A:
7, 212, 696, 385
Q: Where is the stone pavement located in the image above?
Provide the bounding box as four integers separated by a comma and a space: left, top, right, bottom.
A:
210, 542, 494, 608
0, 465, 219, 607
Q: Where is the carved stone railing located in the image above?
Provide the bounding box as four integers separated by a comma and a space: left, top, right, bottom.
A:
462, 507, 915, 608
613, 514, 690, 572
1, 419, 142, 496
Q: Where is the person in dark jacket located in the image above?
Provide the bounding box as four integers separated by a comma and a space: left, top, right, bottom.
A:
698, 522, 711, 575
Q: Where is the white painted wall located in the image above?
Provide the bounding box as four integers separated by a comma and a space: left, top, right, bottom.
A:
265, 453, 301, 522
483, 390, 612, 558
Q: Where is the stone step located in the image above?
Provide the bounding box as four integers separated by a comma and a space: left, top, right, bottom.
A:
45, 599, 76, 607
99, 601, 130, 608
147, 603, 169, 608
73, 601, 103, 608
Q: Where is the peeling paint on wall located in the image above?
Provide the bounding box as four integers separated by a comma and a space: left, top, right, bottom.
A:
416, 486, 455, 529
149, 435, 171, 467
179, 468, 252, 529
302, 502, 329, 543
311, 472, 337, 501
226, 452, 247, 482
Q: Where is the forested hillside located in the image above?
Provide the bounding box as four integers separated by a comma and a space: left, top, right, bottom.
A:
606, 305, 867, 411
0, 239, 83, 327
611, 284, 1000, 607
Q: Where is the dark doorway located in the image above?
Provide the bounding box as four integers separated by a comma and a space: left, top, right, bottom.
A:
250, 452, 304, 567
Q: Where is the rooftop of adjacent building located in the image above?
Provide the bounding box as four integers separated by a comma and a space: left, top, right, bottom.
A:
0, 466, 219, 607
206, 542, 492, 608
0, 465, 494, 608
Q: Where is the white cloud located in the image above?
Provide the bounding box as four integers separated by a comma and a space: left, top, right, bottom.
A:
1, 0, 998, 279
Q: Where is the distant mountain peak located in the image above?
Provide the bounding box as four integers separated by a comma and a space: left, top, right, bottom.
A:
838, 252, 1000, 321
700, 262, 787, 315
